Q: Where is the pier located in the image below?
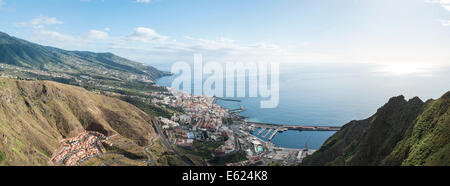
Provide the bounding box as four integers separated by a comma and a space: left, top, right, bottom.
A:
213, 96, 242, 102
249, 122, 341, 141
230, 107, 247, 114
262, 129, 273, 138
257, 128, 266, 135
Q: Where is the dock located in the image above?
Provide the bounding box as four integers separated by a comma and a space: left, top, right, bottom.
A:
249, 122, 341, 141
230, 107, 247, 113
257, 128, 266, 135
213, 96, 242, 102
268, 128, 288, 141
249, 122, 341, 131
262, 129, 273, 138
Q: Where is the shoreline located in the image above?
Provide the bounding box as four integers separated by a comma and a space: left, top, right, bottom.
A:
157, 76, 316, 152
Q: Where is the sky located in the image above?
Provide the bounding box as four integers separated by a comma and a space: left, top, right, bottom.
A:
0, 0, 449, 75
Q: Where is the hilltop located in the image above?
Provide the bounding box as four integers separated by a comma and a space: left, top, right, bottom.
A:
302, 91, 450, 166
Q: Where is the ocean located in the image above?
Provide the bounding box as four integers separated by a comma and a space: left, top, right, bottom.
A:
155, 63, 450, 149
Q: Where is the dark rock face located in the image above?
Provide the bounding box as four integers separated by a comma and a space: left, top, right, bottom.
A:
302, 91, 449, 166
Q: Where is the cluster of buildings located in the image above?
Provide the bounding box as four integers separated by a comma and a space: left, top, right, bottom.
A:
0, 64, 71, 80
152, 88, 231, 131
50, 131, 113, 166
175, 138, 194, 149
213, 128, 238, 157
149, 88, 242, 159
150, 88, 317, 166
264, 147, 317, 164
225, 156, 264, 166
159, 116, 181, 129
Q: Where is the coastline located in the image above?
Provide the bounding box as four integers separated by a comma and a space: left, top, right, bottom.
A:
155, 75, 334, 149
155, 75, 320, 165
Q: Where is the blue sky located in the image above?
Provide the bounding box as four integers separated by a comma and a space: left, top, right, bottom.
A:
0, 0, 449, 74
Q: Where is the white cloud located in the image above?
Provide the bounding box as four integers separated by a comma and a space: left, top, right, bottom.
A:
87, 29, 109, 40
126, 27, 168, 42
15, 16, 106, 50
136, 0, 151, 3
16, 25, 448, 70
15, 15, 64, 29
30, 15, 64, 26
108, 30, 300, 65
425, 1, 450, 27
442, 20, 450, 26
29, 29, 87, 49
426, 0, 450, 11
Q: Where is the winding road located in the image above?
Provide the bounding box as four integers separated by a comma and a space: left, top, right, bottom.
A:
100, 117, 195, 166
144, 133, 159, 165
151, 117, 195, 166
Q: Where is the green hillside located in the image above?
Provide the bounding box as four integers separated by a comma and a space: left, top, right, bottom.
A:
0, 31, 165, 80
302, 91, 449, 166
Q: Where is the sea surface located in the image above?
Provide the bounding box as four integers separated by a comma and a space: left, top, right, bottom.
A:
155, 63, 450, 149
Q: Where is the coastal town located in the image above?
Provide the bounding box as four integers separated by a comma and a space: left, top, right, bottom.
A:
6, 62, 320, 166
50, 131, 114, 166
3, 61, 319, 166
149, 87, 317, 166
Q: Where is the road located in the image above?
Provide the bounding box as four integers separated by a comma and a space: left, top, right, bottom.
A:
100, 117, 195, 166
150, 117, 196, 166
101, 154, 125, 166
143, 133, 159, 165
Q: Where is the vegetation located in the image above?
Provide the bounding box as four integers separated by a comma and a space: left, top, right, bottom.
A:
104, 145, 147, 160
119, 96, 175, 118
386, 92, 450, 166
209, 150, 248, 166
0, 31, 166, 80
176, 140, 223, 160
267, 161, 282, 166
148, 140, 185, 166
302, 92, 450, 166
0, 32, 189, 166
0, 150, 7, 165
0, 78, 157, 165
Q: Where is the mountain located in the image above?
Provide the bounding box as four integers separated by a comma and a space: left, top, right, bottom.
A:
302, 91, 450, 166
0, 31, 167, 81
0, 78, 157, 165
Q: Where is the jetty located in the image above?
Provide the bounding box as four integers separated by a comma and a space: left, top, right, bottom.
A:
213, 96, 242, 102
230, 107, 247, 114
257, 128, 266, 135
249, 121, 341, 141
262, 129, 273, 138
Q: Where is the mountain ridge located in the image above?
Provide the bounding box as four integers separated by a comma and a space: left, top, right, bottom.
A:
0, 31, 167, 81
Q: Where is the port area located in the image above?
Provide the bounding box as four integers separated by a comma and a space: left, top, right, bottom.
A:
131, 90, 339, 166
229, 120, 317, 166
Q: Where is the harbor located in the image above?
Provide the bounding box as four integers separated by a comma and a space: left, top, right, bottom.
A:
249, 122, 340, 141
